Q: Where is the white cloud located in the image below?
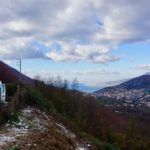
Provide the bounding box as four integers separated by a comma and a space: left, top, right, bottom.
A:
0, 0, 150, 63
25, 69, 119, 77
69, 69, 120, 76
23, 68, 120, 88
136, 64, 150, 71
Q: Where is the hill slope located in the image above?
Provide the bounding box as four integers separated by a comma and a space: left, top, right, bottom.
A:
0, 61, 33, 83
0, 107, 91, 150
94, 74, 150, 100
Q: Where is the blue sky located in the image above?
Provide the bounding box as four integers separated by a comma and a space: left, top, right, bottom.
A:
0, 0, 150, 88
8, 42, 150, 88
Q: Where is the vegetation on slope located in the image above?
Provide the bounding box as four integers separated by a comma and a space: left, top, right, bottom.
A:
23, 78, 150, 150
0, 77, 150, 150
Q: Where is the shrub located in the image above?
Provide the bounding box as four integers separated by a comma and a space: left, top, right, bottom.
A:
9, 146, 20, 150
9, 111, 20, 124
25, 87, 56, 113
101, 143, 120, 150
6, 83, 18, 97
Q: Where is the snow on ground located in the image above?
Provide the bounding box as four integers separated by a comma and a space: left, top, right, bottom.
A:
0, 106, 91, 149
0, 135, 15, 145
0, 106, 50, 147
56, 123, 76, 139
76, 147, 87, 150
56, 123, 90, 150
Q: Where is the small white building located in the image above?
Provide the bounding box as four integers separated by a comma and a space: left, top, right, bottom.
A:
0, 81, 6, 102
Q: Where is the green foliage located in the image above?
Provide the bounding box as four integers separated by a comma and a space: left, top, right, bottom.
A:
25, 87, 56, 113
9, 146, 20, 150
101, 143, 120, 150
22, 79, 150, 150
6, 83, 18, 97
9, 111, 20, 124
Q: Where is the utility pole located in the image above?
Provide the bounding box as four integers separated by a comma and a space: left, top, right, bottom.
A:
16, 58, 22, 107
17, 58, 22, 83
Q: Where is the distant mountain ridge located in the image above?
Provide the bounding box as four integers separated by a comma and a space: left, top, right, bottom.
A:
0, 61, 33, 84
94, 74, 150, 100
145, 72, 150, 75
120, 74, 150, 89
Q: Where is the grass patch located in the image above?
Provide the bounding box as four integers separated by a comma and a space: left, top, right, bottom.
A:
101, 143, 120, 150
9, 146, 20, 150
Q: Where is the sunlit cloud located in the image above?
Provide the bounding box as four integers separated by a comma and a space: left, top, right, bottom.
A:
0, 0, 150, 63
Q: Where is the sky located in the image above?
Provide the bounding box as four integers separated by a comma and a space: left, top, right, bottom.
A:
0, 0, 150, 89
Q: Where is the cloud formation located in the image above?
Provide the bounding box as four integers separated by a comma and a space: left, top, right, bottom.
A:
0, 0, 150, 63
136, 64, 150, 71
65, 69, 120, 76
24, 69, 119, 78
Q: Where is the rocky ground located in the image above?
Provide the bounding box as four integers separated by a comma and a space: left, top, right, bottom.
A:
0, 107, 95, 150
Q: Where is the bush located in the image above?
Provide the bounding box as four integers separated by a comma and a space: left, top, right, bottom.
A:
9, 111, 20, 124
25, 87, 56, 113
101, 143, 120, 150
6, 83, 18, 97
9, 146, 20, 150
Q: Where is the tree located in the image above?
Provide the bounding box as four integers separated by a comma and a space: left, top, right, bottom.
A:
63, 79, 68, 90
71, 78, 78, 91
54, 76, 63, 88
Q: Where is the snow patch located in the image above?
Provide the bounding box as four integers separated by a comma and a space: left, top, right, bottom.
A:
0, 135, 15, 145
56, 123, 89, 150
0, 106, 53, 146
76, 148, 87, 150
56, 123, 76, 139
0, 107, 91, 149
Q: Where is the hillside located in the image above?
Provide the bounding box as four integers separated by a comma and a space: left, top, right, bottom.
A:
0, 61, 33, 84
94, 74, 150, 101
0, 107, 91, 150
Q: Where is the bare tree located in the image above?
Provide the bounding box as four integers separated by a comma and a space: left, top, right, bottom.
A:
71, 78, 78, 91
63, 79, 68, 90
54, 76, 63, 88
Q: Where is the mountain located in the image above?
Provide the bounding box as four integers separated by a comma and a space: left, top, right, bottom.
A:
0, 61, 33, 84
145, 72, 150, 75
94, 74, 150, 100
